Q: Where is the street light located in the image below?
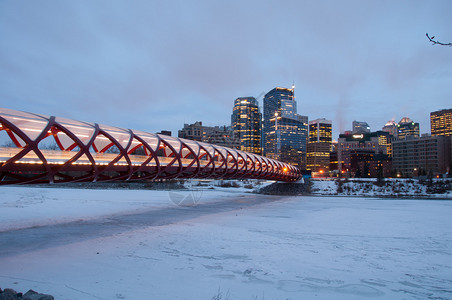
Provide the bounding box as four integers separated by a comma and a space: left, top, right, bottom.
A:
274, 112, 278, 130
274, 112, 280, 158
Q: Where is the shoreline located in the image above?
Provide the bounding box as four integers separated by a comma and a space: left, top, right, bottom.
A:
1, 180, 451, 200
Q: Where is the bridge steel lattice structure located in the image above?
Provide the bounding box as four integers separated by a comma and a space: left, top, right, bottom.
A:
0, 108, 302, 185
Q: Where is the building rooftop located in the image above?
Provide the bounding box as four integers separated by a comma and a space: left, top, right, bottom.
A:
384, 120, 397, 127
399, 117, 413, 124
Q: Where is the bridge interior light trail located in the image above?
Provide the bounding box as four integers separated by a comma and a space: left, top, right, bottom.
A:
0, 108, 302, 184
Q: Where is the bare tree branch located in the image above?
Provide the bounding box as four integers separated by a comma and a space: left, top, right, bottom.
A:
426, 33, 452, 47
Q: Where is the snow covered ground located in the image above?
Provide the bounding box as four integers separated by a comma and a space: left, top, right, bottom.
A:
1, 186, 452, 299
311, 178, 452, 198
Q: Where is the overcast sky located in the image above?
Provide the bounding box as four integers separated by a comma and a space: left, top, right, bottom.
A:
1, 0, 451, 139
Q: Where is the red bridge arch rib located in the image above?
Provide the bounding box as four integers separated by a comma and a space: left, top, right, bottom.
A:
0, 108, 302, 184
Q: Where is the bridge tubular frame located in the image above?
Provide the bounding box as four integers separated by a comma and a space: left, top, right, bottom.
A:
0, 108, 302, 184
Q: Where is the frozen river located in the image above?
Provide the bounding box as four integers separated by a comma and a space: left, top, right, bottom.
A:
1, 186, 451, 299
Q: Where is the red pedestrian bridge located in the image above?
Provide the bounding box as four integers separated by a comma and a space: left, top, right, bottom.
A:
0, 108, 302, 184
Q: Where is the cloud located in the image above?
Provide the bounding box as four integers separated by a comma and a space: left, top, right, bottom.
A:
0, 0, 451, 138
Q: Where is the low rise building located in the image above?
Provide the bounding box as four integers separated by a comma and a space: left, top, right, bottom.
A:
392, 135, 451, 177
352, 151, 392, 178
178, 121, 204, 141
178, 122, 240, 149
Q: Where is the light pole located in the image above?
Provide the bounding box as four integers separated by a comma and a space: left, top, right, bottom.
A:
275, 111, 280, 159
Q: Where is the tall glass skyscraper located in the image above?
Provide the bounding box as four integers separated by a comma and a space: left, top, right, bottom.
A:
263, 87, 307, 168
231, 97, 262, 154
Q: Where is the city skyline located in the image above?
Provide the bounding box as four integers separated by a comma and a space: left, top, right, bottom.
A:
0, 1, 451, 140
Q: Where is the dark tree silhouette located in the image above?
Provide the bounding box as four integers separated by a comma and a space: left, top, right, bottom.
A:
426, 33, 452, 46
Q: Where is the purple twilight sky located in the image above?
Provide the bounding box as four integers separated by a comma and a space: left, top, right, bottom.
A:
0, 0, 451, 140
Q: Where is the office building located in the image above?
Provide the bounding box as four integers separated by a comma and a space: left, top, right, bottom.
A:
157, 130, 171, 137
352, 120, 371, 134
392, 135, 451, 177
349, 150, 392, 178
178, 122, 240, 149
382, 120, 398, 137
306, 119, 332, 173
329, 141, 338, 172
263, 86, 308, 168
204, 126, 241, 149
178, 121, 204, 141
397, 117, 420, 139
277, 115, 308, 168
352, 152, 392, 178
369, 153, 393, 178
337, 131, 390, 174
377, 131, 392, 157
431, 109, 452, 136
350, 149, 374, 177
231, 97, 262, 154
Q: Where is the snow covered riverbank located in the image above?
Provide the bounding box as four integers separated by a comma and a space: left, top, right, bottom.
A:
311, 178, 452, 199
1, 186, 452, 299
